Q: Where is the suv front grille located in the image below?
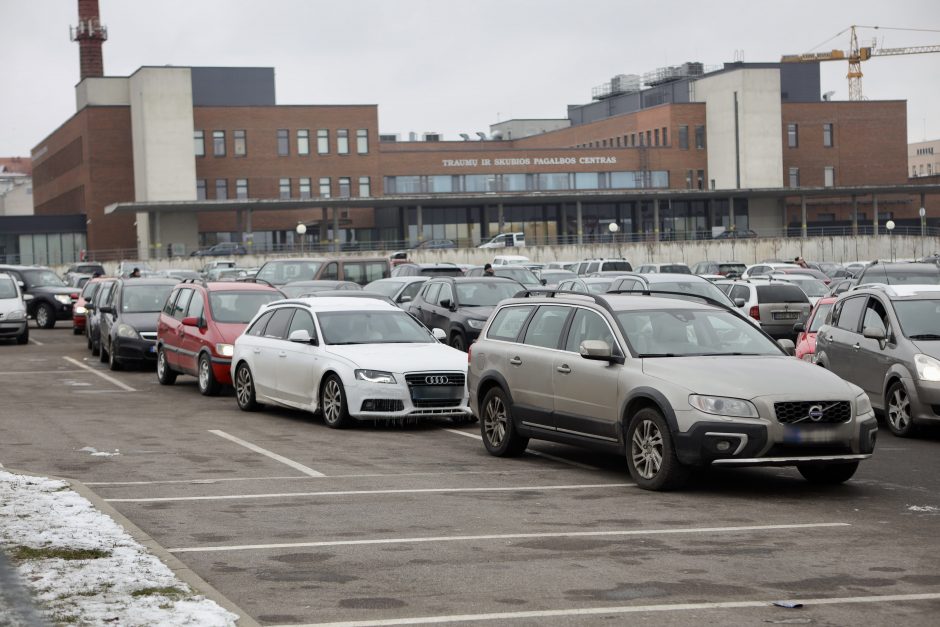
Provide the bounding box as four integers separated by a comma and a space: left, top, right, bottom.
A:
404, 373, 465, 387
405, 372, 465, 408
774, 401, 851, 424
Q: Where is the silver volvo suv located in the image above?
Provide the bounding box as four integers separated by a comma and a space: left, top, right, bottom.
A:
468, 291, 877, 490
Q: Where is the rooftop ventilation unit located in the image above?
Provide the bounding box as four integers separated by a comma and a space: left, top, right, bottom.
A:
423, 132, 442, 142
591, 73, 641, 101
643, 62, 704, 87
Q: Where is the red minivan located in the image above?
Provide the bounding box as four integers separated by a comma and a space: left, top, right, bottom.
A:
156, 280, 283, 395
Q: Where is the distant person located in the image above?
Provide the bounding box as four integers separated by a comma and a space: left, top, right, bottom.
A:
794, 257, 809, 268
92, 270, 104, 278
483, 263, 495, 277
130, 267, 141, 278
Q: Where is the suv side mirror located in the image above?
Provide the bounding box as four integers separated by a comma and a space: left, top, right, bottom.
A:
99, 305, 114, 314
777, 339, 796, 356
579, 340, 624, 364
863, 326, 887, 349
439, 298, 451, 309
432, 328, 447, 342
288, 329, 318, 345
734, 298, 746, 308
398, 295, 412, 304
792, 322, 805, 334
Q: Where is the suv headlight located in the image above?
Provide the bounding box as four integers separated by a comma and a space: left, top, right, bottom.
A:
856, 392, 873, 416
5, 310, 26, 321
116, 323, 139, 339
689, 394, 758, 418
55, 294, 72, 305
914, 353, 940, 382
466, 319, 486, 330
355, 369, 396, 384
215, 343, 234, 357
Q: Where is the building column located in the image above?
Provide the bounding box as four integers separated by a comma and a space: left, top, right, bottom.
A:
416, 205, 424, 244
801, 195, 807, 239
498, 203, 505, 233
653, 198, 661, 241
872, 195, 879, 235
482, 205, 489, 240
245, 209, 253, 253
320, 207, 328, 250
333, 207, 340, 253
728, 197, 735, 231
560, 203, 568, 243
851, 195, 858, 236
576, 201, 583, 245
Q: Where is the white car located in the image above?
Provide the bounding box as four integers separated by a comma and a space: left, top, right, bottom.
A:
0, 272, 28, 344
767, 272, 830, 306
478, 232, 526, 248
231, 297, 472, 426
741, 262, 801, 279
492, 255, 530, 266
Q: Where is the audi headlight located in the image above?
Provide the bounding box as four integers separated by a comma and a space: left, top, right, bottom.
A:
855, 392, 873, 416
688, 394, 758, 418
215, 343, 234, 357
5, 309, 26, 320
116, 323, 139, 339
55, 294, 72, 305
74, 305, 87, 315
466, 319, 486, 330
914, 353, 940, 382
355, 369, 396, 384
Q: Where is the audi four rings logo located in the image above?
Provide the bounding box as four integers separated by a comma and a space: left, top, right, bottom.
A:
425, 375, 449, 385
808, 404, 825, 421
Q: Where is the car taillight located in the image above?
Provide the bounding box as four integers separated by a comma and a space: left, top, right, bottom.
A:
749, 305, 760, 320
467, 344, 472, 364
70, 292, 79, 299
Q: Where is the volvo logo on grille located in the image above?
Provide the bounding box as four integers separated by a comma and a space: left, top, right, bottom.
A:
425, 375, 449, 385
808, 404, 825, 422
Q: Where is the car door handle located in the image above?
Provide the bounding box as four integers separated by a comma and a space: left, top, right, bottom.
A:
509, 356, 522, 365
853, 343, 860, 351
556, 364, 571, 374
278, 351, 287, 358
252, 348, 261, 354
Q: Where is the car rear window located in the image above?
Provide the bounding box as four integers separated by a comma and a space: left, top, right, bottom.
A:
660, 265, 691, 274
756, 285, 809, 303
718, 264, 746, 275
601, 261, 633, 271
421, 266, 463, 276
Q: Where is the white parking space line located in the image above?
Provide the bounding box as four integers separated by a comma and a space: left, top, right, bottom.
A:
168, 522, 849, 553
27, 337, 44, 346
0, 370, 86, 375
209, 429, 325, 477
442, 428, 601, 471
269, 592, 940, 627
105, 482, 633, 503
62, 357, 136, 392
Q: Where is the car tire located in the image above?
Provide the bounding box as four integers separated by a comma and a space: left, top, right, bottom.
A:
480, 387, 528, 457
36, 303, 55, 329
321, 375, 351, 429
797, 461, 859, 485
234, 363, 261, 411
886, 381, 917, 437
108, 340, 122, 371
625, 407, 689, 491
198, 353, 220, 396
450, 332, 466, 352
73, 325, 82, 335
156, 348, 177, 385
99, 338, 108, 362
86, 328, 93, 349
16, 327, 28, 345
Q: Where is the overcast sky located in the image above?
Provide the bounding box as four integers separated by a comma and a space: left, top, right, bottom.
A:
2, 0, 938, 156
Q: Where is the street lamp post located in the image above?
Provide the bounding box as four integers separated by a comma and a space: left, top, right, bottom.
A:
608, 221, 619, 244
920, 207, 927, 259
885, 219, 895, 262
296, 223, 307, 255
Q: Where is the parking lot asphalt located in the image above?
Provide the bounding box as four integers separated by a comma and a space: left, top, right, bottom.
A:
2, 327, 940, 626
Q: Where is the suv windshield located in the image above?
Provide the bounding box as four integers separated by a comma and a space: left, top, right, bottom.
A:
122, 284, 176, 313
809, 302, 834, 332
365, 281, 408, 297
209, 292, 283, 323
256, 261, 323, 285
756, 284, 809, 303
457, 281, 522, 306
493, 267, 540, 287
0, 278, 18, 298
318, 310, 432, 344
617, 309, 782, 357
858, 264, 940, 285
21, 269, 67, 288
893, 299, 940, 338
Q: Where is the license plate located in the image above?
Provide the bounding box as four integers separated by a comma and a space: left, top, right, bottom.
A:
773, 312, 799, 320
149, 345, 157, 353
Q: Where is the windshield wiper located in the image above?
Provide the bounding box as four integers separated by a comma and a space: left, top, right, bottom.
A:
638, 353, 680, 358
691, 352, 762, 356
908, 334, 940, 340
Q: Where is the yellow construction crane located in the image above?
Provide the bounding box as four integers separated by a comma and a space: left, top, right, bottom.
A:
781, 25, 940, 100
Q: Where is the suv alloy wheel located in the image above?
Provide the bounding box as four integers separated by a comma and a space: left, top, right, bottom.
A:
198, 353, 220, 396
625, 408, 689, 491
886, 380, 916, 437
156, 348, 177, 385
321, 375, 351, 429
234, 364, 260, 411
480, 387, 528, 456
35, 303, 55, 329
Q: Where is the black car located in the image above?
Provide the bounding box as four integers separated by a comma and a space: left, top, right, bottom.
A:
407, 277, 523, 351
0, 265, 79, 329
191, 242, 248, 256
86, 279, 117, 355
391, 263, 464, 277
98, 278, 179, 370
464, 266, 544, 288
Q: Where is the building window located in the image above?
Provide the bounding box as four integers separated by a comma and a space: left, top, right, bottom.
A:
788, 167, 800, 188
194, 130, 205, 157
359, 176, 370, 197
694, 125, 705, 149
235, 178, 248, 199
212, 131, 225, 157
646, 130, 652, 146
662, 127, 668, 146
824, 166, 835, 187
823, 123, 833, 148
339, 177, 351, 197
215, 179, 228, 199
196, 179, 206, 200
654, 129, 660, 146
234, 130, 247, 156
697, 170, 705, 190
317, 129, 329, 154
787, 123, 798, 148
297, 130, 310, 155
299, 177, 311, 199
277, 129, 289, 156
818, 213, 836, 222
686, 170, 694, 189
319, 177, 331, 198
355, 129, 369, 154
630, 133, 636, 147
279, 177, 291, 199
678, 126, 689, 150
337, 129, 349, 154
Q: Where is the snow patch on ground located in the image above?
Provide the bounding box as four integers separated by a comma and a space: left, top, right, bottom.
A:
907, 505, 940, 513
79, 446, 122, 457
0, 470, 238, 626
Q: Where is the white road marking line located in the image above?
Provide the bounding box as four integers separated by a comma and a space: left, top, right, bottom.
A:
85, 469, 546, 486
62, 356, 136, 392
27, 337, 44, 346
106, 482, 633, 503
209, 429, 325, 477
168, 522, 849, 553
0, 370, 86, 375
442, 428, 601, 471
267, 592, 940, 627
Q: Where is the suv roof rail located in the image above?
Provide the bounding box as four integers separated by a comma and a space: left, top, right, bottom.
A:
179, 277, 208, 287
237, 277, 278, 289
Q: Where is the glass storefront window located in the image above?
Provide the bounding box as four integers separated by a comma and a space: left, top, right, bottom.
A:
464, 175, 496, 192
651, 171, 669, 188
501, 174, 527, 191
537, 173, 569, 190
428, 175, 453, 193
395, 176, 421, 194
574, 172, 599, 190
610, 172, 638, 189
